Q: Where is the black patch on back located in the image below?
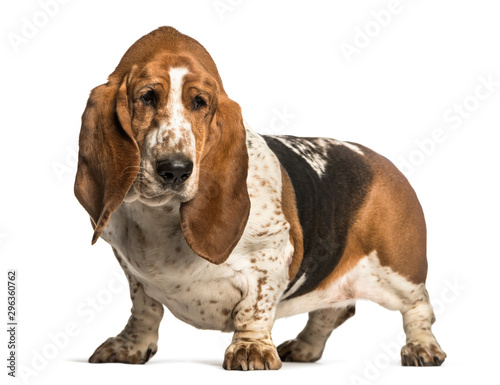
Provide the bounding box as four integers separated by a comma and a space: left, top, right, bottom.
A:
263, 135, 373, 300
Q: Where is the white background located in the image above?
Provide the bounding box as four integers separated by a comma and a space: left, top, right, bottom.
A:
1, 1, 499, 384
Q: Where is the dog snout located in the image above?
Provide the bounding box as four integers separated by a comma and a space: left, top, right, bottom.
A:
156, 155, 193, 187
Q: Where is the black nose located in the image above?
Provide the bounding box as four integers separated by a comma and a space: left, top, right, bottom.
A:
156, 156, 193, 186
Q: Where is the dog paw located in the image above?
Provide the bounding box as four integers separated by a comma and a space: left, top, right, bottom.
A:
277, 338, 323, 362
223, 339, 282, 370
89, 336, 157, 364
401, 342, 446, 366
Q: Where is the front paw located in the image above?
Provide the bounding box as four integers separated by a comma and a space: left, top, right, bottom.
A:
223, 339, 282, 370
89, 336, 157, 364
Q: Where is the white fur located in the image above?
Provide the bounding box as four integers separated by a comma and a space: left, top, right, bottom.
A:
271, 136, 329, 176
156, 67, 194, 150
316, 138, 364, 156
267, 136, 364, 179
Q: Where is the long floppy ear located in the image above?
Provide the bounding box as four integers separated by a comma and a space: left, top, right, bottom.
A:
74, 80, 140, 244
180, 96, 251, 264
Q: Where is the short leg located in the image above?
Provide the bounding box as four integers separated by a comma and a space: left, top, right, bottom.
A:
223, 259, 286, 371
400, 288, 446, 366
278, 305, 355, 362
89, 261, 164, 364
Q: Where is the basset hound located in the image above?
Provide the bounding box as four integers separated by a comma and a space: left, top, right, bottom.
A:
75, 26, 446, 370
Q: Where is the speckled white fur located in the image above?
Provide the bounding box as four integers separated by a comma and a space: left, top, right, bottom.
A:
319, 138, 364, 156
156, 67, 194, 152
102, 124, 294, 334
271, 136, 329, 176
268, 136, 364, 178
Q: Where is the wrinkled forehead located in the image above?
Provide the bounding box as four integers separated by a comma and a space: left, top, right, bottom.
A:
131, 53, 218, 93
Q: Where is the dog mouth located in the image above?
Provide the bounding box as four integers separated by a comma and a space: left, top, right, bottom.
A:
140, 180, 185, 200
134, 171, 194, 204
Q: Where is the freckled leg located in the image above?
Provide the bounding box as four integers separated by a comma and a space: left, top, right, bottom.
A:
223, 271, 284, 371
278, 305, 355, 362
362, 272, 446, 367
400, 287, 446, 366
89, 255, 164, 364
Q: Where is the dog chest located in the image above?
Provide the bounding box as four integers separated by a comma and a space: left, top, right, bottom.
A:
102, 201, 247, 331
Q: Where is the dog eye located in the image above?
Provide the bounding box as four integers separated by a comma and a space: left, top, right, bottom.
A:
192, 96, 207, 111
140, 90, 156, 107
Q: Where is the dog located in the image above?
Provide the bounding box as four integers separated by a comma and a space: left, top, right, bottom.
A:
75, 26, 446, 370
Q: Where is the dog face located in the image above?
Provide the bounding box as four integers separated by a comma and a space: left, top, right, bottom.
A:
122, 56, 219, 206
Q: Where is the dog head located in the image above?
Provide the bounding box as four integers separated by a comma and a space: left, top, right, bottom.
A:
75, 27, 250, 264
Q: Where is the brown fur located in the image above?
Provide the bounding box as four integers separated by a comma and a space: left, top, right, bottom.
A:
359, 151, 428, 284
74, 82, 140, 244
279, 166, 304, 280
318, 150, 428, 289
181, 96, 251, 264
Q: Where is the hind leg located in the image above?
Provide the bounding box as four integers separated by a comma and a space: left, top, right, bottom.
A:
356, 254, 447, 366
400, 287, 446, 366
277, 305, 355, 362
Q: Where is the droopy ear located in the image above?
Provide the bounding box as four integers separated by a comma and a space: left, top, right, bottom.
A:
180, 96, 251, 264
74, 79, 140, 244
